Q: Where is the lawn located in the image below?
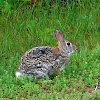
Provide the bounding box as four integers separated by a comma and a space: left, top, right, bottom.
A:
0, 0, 100, 99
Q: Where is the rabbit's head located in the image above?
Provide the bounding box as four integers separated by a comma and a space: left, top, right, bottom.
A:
54, 30, 77, 54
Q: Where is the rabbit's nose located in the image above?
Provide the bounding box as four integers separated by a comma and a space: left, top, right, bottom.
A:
73, 45, 77, 50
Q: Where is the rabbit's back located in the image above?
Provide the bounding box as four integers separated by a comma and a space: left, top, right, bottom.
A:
19, 46, 58, 78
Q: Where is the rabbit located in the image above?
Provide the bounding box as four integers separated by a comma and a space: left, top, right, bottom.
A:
15, 30, 77, 79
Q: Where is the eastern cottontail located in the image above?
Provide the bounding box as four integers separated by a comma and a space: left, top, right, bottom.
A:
15, 30, 77, 78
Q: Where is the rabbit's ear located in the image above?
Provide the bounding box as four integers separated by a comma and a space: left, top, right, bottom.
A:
54, 30, 63, 42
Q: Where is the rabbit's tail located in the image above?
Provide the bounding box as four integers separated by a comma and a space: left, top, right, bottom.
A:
15, 70, 25, 78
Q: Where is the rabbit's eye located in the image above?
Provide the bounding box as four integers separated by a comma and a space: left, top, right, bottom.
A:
67, 43, 70, 46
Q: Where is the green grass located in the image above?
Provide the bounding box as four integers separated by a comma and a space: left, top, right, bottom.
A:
0, 0, 100, 99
